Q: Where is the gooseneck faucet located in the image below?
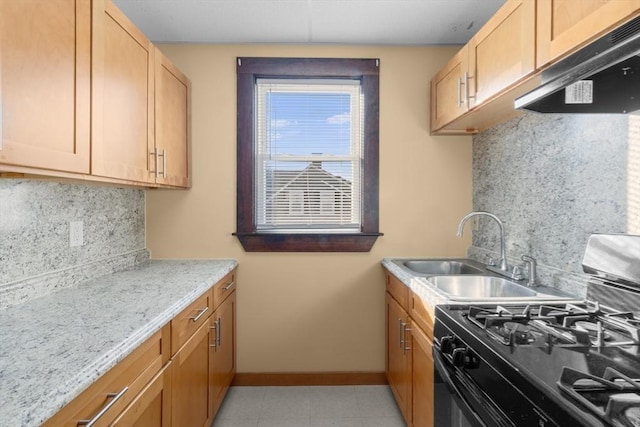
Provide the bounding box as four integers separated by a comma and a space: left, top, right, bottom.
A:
457, 211, 509, 273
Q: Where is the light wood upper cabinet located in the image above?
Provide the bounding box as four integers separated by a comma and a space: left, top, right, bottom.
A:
467, 0, 535, 107
0, 0, 90, 173
91, 0, 155, 184
537, 0, 640, 68
155, 48, 191, 188
431, 0, 535, 134
430, 46, 470, 132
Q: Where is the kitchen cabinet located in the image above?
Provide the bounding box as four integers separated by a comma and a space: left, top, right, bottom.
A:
111, 362, 172, 426
385, 270, 435, 427
467, 0, 535, 107
154, 48, 191, 188
537, 0, 640, 69
430, 47, 470, 132
0, 0, 91, 173
171, 317, 213, 427
431, 0, 535, 134
409, 293, 434, 427
210, 279, 237, 416
91, 0, 155, 184
0, 0, 191, 188
171, 268, 237, 426
42, 266, 238, 427
42, 325, 170, 427
385, 276, 412, 425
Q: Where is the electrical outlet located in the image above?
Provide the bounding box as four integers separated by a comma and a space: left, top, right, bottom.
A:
70, 221, 84, 247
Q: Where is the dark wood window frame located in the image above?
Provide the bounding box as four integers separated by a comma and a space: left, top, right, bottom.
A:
234, 57, 382, 252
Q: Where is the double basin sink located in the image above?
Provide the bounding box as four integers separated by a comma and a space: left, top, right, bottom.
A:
392, 258, 569, 301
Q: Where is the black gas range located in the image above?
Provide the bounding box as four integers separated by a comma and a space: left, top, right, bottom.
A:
433, 234, 640, 427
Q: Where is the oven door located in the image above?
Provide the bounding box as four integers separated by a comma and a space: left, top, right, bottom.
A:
433, 343, 516, 427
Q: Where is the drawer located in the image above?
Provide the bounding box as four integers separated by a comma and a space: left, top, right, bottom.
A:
171, 290, 213, 355
212, 270, 236, 311
43, 325, 169, 427
410, 291, 434, 340
385, 271, 409, 311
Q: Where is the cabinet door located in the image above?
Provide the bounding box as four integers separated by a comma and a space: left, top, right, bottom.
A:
0, 0, 90, 173
430, 46, 469, 131
155, 48, 191, 188
537, 0, 640, 68
468, 0, 535, 107
112, 362, 172, 427
210, 290, 236, 417
172, 319, 211, 427
91, 0, 155, 184
386, 292, 411, 425
410, 321, 434, 427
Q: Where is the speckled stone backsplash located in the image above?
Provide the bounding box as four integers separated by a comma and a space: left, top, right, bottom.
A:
0, 180, 148, 307
469, 112, 640, 297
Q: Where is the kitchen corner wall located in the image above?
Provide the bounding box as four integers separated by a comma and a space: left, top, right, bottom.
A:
0, 180, 147, 307
470, 111, 640, 296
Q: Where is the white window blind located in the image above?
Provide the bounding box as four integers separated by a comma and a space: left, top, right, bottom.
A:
255, 79, 363, 232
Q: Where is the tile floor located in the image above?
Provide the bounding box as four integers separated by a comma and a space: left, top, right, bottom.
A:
212, 385, 407, 427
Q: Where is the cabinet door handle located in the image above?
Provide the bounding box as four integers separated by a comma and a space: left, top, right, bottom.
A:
464, 72, 474, 101
149, 150, 157, 175
223, 280, 236, 292
217, 317, 223, 348
190, 306, 209, 322
158, 149, 167, 178
456, 77, 463, 107
210, 320, 218, 350
403, 325, 412, 354
77, 386, 128, 426
398, 319, 404, 349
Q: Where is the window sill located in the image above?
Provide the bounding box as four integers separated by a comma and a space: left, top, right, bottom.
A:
233, 232, 383, 252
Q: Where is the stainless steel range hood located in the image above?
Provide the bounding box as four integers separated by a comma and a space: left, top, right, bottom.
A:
515, 15, 640, 113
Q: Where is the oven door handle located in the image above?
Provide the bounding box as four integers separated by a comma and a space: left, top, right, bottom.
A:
433, 348, 489, 427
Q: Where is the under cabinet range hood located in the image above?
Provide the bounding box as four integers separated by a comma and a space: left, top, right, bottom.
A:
516, 15, 640, 113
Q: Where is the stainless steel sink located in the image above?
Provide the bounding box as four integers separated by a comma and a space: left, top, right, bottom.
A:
393, 259, 486, 276
427, 275, 538, 299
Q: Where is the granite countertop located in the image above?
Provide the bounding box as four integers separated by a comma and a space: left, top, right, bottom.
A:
0, 259, 238, 427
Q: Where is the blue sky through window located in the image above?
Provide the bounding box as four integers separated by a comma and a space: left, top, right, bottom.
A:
265, 91, 352, 158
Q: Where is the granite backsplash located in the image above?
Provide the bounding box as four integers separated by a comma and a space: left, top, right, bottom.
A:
0, 180, 148, 308
469, 112, 640, 297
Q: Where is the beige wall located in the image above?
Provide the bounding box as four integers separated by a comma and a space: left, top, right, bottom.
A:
146, 44, 472, 374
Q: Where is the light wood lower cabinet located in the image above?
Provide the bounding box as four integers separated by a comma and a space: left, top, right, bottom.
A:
42, 325, 170, 427
171, 318, 213, 427
112, 362, 172, 426
43, 268, 238, 427
385, 270, 434, 427
410, 320, 434, 427
386, 292, 412, 424
210, 289, 236, 416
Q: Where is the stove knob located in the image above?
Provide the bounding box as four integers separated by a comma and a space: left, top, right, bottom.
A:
440, 335, 455, 354
452, 347, 467, 368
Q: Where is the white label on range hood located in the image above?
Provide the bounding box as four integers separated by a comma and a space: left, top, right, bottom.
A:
565, 80, 593, 104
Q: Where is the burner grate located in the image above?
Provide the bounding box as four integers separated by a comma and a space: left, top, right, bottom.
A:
558, 367, 640, 427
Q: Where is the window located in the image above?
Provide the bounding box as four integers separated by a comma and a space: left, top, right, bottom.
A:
234, 58, 382, 252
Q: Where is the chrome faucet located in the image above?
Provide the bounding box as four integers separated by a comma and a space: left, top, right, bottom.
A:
457, 211, 509, 275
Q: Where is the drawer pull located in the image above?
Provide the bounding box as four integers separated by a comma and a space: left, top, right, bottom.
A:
190, 306, 209, 322
77, 386, 128, 426
222, 280, 235, 292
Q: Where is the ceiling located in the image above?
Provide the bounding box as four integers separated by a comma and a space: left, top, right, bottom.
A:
112, 0, 506, 45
